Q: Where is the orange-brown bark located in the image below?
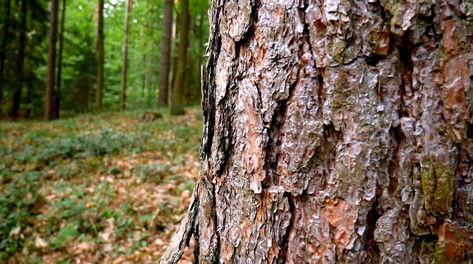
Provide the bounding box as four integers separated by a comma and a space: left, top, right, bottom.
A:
162, 0, 473, 263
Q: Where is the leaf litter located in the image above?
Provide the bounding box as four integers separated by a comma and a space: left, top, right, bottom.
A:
0, 108, 202, 263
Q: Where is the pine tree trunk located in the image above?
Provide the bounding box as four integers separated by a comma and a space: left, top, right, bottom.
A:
10, 0, 27, 120
54, 0, 66, 119
0, 0, 12, 117
120, 0, 132, 111
161, 0, 473, 263
158, 0, 173, 107
45, 0, 59, 120
170, 0, 189, 115
96, 0, 104, 110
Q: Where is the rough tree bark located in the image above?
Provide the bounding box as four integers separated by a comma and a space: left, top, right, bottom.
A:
170, 0, 189, 115
10, 0, 27, 120
96, 0, 104, 110
120, 0, 132, 111
45, 0, 59, 120
162, 0, 473, 263
158, 0, 173, 106
0, 0, 12, 116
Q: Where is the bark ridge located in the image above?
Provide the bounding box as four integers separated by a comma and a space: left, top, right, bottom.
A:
162, 0, 473, 263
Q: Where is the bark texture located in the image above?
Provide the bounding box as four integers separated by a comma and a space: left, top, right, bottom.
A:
96, 0, 104, 110
45, 0, 59, 120
162, 0, 473, 263
158, 0, 173, 106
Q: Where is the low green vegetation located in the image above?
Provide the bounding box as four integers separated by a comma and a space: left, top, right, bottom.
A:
0, 108, 201, 262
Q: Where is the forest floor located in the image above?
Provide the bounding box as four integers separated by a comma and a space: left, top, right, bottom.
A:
0, 108, 202, 263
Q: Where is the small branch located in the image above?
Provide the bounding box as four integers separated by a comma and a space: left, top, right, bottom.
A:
160, 182, 200, 264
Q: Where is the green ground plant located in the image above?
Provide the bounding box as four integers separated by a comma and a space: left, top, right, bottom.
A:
0, 108, 201, 262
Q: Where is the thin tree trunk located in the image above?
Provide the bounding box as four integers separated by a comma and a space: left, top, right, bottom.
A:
170, 0, 189, 115
54, 0, 66, 119
0, 0, 12, 116
162, 0, 473, 263
158, 0, 173, 107
169, 13, 178, 110
10, 0, 27, 120
45, 0, 59, 120
96, 0, 104, 110
120, 0, 132, 111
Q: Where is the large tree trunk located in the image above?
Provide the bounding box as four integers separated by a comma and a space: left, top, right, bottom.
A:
55, 0, 66, 119
96, 0, 104, 110
10, 0, 27, 120
0, 0, 12, 116
120, 0, 132, 111
162, 0, 473, 263
45, 0, 59, 120
158, 0, 173, 106
170, 0, 189, 115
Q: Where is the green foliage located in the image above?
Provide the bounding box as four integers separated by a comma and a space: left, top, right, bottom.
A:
3, 128, 135, 167
0, 108, 202, 261
0, 171, 43, 259
54, 226, 79, 249
1, 0, 209, 117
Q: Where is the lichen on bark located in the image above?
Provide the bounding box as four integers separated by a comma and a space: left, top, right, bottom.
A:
161, 0, 473, 263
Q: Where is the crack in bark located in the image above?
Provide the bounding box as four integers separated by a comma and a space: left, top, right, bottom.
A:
210, 180, 221, 263
214, 0, 258, 177
364, 188, 381, 261
166, 0, 473, 262
262, 70, 299, 188
279, 192, 295, 263
388, 126, 405, 195
396, 34, 414, 120
201, 1, 223, 162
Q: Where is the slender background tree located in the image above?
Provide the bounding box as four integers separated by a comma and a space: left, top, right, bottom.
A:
0, 0, 12, 116
96, 0, 104, 110
120, 0, 132, 111
55, 0, 67, 118
170, 0, 189, 115
10, 0, 27, 120
0, 0, 208, 119
45, 0, 59, 120
158, 0, 173, 107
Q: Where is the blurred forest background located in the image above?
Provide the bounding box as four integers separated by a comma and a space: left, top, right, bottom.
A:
0, 0, 208, 119
0, 0, 208, 262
